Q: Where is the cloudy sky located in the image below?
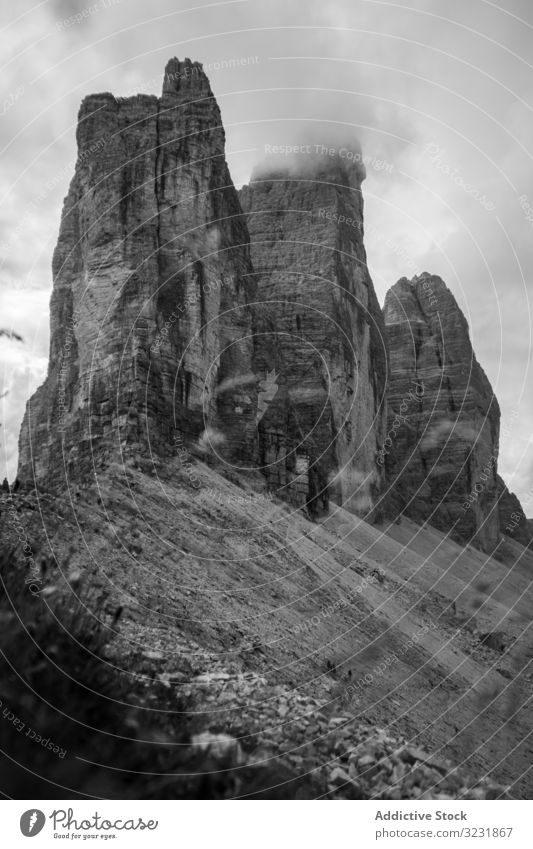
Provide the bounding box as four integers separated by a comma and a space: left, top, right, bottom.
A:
1, 0, 532, 507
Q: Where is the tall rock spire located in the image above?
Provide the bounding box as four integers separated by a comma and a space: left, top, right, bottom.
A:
18, 58, 257, 489
382, 273, 501, 550
239, 153, 388, 517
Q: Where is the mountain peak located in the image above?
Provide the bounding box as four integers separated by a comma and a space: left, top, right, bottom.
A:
162, 57, 213, 97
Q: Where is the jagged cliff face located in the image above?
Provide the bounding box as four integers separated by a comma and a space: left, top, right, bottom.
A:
18, 60, 387, 516
382, 274, 501, 551
239, 159, 388, 517
18, 55, 525, 550
18, 59, 257, 489
497, 476, 533, 546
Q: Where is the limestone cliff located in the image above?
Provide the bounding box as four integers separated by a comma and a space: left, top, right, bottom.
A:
19, 54, 523, 550
18, 58, 257, 489
239, 156, 388, 517
382, 273, 501, 550
496, 475, 533, 546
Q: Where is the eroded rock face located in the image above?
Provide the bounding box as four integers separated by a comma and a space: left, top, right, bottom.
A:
18, 58, 258, 489
496, 476, 533, 546
240, 157, 388, 516
21, 55, 520, 548
382, 273, 501, 551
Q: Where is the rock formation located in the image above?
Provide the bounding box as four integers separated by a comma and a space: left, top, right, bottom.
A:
497, 475, 533, 546
16, 56, 528, 546
382, 273, 502, 550
239, 155, 388, 516
18, 58, 258, 489
19, 57, 389, 520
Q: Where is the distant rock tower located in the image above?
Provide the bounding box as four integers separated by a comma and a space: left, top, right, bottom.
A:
382, 273, 501, 551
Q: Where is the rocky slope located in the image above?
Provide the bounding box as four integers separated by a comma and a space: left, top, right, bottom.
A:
382, 273, 502, 551
2, 462, 530, 797
239, 156, 387, 517
18, 58, 258, 491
